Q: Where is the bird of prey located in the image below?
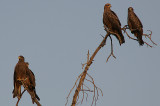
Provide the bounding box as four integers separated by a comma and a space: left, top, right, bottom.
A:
128, 7, 144, 45
13, 55, 28, 99
13, 56, 41, 106
26, 62, 40, 103
103, 3, 125, 45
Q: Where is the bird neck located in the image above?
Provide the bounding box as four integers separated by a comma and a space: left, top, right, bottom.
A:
19, 59, 24, 62
104, 8, 111, 12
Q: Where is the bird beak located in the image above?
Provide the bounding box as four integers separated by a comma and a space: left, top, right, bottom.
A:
18, 56, 21, 59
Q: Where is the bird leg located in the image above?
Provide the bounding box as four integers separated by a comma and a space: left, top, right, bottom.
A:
121, 25, 129, 31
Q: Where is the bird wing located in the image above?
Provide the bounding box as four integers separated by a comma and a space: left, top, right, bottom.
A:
13, 64, 19, 89
110, 10, 121, 26
128, 11, 143, 29
13, 68, 16, 92
103, 10, 121, 30
26, 69, 36, 87
133, 12, 143, 28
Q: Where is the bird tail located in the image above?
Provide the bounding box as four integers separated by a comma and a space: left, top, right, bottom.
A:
34, 90, 40, 101
114, 30, 125, 45
136, 33, 144, 46
31, 89, 40, 104
13, 83, 21, 98
119, 33, 125, 45
12, 89, 17, 98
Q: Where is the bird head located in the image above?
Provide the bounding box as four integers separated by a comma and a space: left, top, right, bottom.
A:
104, 3, 111, 10
26, 62, 29, 67
128, 7, 134, 12
18, 55, 25, 61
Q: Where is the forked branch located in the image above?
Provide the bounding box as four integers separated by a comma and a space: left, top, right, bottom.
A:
66, 29, 111, 106
106, 35, 116, 62
143, 30, 157, 46
122, 25, 156, 47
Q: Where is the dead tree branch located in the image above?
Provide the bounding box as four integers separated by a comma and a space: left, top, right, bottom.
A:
106, 35, 116, 62
122, 25, 156, 47
66, 25, 129, 106
70, 31, 109, 106
65, 29, 110, 106
65, 72, 83, 106
143, 30, 157, 46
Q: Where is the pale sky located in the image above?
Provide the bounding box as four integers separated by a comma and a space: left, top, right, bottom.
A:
0, 0, 160, 106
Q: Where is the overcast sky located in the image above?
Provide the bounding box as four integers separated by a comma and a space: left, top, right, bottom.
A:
0, 0, 160, 106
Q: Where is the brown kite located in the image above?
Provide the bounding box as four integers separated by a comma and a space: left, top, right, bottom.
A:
26, 62, 40, 103
103, 3, 125, 45
128, 7, 144, 45
13, 56, 41, 105
13, 55, 28, 99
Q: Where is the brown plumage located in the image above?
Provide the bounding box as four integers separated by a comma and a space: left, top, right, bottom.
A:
26, 62, 40, 102
103, 3, 125, 45
13, 55, 28, 99
128, 7, 144, 45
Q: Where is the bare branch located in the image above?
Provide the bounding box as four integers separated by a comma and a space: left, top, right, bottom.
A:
122, 25, 156, 47
143, 30, 157, 46
106, 35, 116, 62
69, 31, 109, 106
83, 83, 92, 92
81, 83, 85, 104
87, 50, 90, 62
81, 50, 90, 69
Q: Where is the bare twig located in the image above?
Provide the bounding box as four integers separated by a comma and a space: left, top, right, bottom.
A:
122, 25, 155, 47
81, 63, 86, 69
81, 84, 84, 104
65, 73, 83, 106
87, 50, 90, 62
81, 50, 90, 69
106, 35, 116, 62
86, 73, 103, 106
143, 30, 157, 46
16, 98, 20, 106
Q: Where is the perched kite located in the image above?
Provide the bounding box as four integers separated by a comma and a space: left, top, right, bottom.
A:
103, 3, 125, 45
13, 56, 41, 106
128, 7, 144, 45
26, 62, 40, 103
13, 55, 28, 99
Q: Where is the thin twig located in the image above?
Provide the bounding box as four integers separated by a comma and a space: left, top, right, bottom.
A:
143, 30, 157, 46
65, 72, 83, 106
122, 26, 154, 47
106, 35, 116, 62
